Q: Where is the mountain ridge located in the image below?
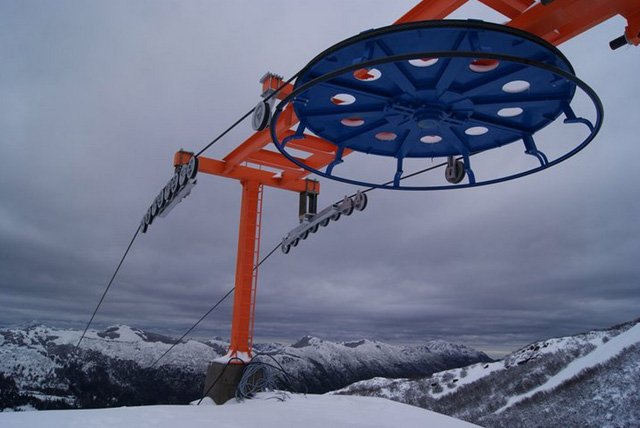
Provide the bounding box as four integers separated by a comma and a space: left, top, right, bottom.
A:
0, 323, 490, 411
335, 317, 640, 427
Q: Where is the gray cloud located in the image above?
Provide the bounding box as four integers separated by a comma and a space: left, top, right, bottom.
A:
1, 1, 639, 357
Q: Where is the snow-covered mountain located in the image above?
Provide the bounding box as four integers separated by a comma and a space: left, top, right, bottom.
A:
0, 324, 225, 387
0, 324, 489, 411
336, 318, 640, 427
0, 324, 225, 410
261, 335, 491, 394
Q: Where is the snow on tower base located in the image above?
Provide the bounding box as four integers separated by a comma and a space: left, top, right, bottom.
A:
202, 361, 246, 405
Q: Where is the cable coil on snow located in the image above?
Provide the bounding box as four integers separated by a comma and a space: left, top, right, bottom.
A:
236, 361, 281, 401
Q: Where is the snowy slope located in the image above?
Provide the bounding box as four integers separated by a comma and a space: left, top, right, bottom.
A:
0, 324, 224, 372
262, 336, 491, 393
337, 318, 640, 427
0, 324, 225, 394
0, 394, 479, 428
496, 322, 640, 413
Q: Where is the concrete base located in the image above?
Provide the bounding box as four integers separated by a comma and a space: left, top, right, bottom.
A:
203, 361, 246, 405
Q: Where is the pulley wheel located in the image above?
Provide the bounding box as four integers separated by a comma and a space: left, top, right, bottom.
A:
445, 159, 466, 184
252, 100, 271, 131
354, 193, 368, 211
187, 156, 198, 180
178, 166, 188, 187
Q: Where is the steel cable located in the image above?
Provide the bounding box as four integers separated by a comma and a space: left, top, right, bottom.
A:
194, 73, 299, 158
75, 71, 297, 353
148, 241, 281, 368
74, 61, 460, 362
75, 224, 141, 350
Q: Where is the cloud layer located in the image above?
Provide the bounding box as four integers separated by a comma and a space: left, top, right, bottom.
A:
1, 1, 638, 356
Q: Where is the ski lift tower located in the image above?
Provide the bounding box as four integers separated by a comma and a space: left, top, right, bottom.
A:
142, 0, 639, 404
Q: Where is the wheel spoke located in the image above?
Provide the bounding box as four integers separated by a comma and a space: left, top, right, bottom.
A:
434, 31, 470, 95
302, 105, 387, 120
459, 64, 530, 97
335, 118, 390, 146
467, 113, 532, 135
315, 80, 394, 104
393, 128, 418, 158
440, 126, 471, 155
374, 39, 417, 92
471, 93, 566, 108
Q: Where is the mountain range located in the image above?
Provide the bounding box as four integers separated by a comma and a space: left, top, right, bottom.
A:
336, 318, 640, 427
0, 324, 489, 410
3, 318, 638, 427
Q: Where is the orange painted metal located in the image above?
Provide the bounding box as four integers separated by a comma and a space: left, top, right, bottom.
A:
173, 150, 193, 167
261, 73, 294, 100
223, 104, 297, 173
396, 0, 640, 47
478, 0, 534, 19
196, 155, 313, 192
228, 181, 262, 361
193, 0, 640, 361
395, 0, 468, 23
626, 11, 640, 45
507, 0, 640, 46
280, 147, 353, 184
246, 149, 306, 172
247, 184, 263, 354
280, 131, 341, 155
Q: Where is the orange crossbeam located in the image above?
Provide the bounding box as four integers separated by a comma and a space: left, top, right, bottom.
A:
396, 0, 467, 23
246, 149, 306, 172
625, 11, 640, 45
507, 0, 640, 46
197, 155, 313, 193
399, 0, 640, 47
280, 143, 354, 183
281, 131, 345, 155
261, 76, 294, 100
478, 0, 534, 19
223, 105, 297, 172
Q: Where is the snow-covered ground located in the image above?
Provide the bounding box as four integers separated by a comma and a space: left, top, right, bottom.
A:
0, 393, 479, 428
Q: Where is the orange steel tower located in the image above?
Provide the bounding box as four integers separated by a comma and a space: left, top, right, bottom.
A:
169, 0, 640, 367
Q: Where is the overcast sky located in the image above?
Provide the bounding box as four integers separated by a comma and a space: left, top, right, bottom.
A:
1, 1, 639, 357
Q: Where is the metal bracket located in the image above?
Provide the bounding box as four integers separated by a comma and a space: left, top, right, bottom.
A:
299, 179, 320, 221
281, 191, 368, 253
141, 159, 198, 233
523, 135, 549, 166
562, 102, 594, 132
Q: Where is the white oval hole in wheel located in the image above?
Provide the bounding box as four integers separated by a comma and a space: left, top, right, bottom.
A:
465, 126, 489, 136
375, 132, 397, 141
420, 135, 442, 144
502, 80, 530, 93
469, 59, 500, 72
353, 68, 382, 81
341, 117, 365, 127
409, 58, 439, 67
498, 107, 524, 117
331, 93, 356, 105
